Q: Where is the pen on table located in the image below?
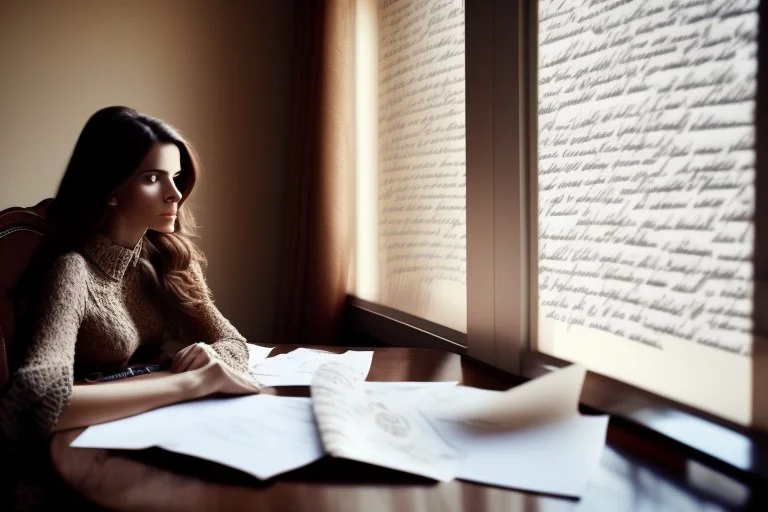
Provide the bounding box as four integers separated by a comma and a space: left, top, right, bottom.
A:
85, 364, 169, 383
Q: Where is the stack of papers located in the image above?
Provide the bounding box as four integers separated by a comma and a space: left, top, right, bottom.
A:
248, 346, 374, 387
311, 362, 608, 497
71, 347, 609, 498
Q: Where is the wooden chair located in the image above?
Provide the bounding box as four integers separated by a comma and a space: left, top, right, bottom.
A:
0, 198, 53, 387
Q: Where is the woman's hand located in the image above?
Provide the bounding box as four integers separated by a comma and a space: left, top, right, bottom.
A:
171, 342, 216, 373
196, 359, 262, 396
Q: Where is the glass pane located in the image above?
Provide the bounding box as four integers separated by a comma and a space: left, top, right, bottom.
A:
351, 0, 467, 332
536, 0, 757, 425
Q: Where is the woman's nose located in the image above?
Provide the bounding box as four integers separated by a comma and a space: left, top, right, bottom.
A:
165, 181, 182, 203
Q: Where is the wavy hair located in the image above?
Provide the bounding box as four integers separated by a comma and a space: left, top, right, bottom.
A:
17, 107, 210, 331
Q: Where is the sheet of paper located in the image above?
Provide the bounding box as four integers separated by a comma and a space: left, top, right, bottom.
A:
71, 397, 204, 449
429, 364, 587, 430
252, 348, 374, 387
363, 381, 459, 395
71, 395, 326, 480
426, 400, 609, 497
159, 395, 325, 479
311, 362, 461, 481
247, 343, 274, 371
416, 368, 609, 497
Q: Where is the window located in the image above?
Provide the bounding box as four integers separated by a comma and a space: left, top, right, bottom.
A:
349, 0, 765, 473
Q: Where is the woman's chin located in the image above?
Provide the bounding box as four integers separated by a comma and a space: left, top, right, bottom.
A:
151, 224, 176, 234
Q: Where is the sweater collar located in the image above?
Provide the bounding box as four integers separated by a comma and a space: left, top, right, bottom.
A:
81, 233, 143, 281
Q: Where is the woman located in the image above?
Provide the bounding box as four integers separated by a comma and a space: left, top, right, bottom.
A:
0, 106, 260, 505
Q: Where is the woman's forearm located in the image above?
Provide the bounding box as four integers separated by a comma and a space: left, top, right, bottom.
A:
53, 370, 207, 432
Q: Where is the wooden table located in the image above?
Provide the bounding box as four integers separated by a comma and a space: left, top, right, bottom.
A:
50, 346, 760, 511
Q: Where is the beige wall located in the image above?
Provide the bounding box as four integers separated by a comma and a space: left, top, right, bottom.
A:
0, 0, 294, 343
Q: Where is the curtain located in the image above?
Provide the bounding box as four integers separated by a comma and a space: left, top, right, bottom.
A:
276, 0, 353, 345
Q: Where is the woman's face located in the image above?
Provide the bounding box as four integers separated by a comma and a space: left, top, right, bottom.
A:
109, 143, 183, 236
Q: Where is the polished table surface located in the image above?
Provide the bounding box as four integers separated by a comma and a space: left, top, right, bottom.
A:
50, 345, 762, 511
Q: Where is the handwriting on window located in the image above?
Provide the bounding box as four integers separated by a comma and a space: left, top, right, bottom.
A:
378, 0, 466, 330
538, 0, 757, 356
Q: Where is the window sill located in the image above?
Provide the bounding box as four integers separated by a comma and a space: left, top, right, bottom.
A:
343, 296, 467, 352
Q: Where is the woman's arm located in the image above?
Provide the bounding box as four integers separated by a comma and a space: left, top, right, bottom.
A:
1, 253, 87, 444
177, 261, 249, 373
54, 360, 259, 431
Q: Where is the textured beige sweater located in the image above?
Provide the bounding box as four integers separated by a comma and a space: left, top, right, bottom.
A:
0, 233, 248, 445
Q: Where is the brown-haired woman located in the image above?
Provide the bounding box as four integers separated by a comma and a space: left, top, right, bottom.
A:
0, 106, 260, 506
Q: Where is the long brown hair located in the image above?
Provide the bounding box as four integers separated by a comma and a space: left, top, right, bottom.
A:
16, 106, 210, 340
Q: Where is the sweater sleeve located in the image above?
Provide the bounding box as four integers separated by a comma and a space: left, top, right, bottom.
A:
0, 253, 87, 447
183, 260, 249, 374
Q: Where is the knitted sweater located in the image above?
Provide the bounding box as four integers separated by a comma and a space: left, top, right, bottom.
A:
0, 233, 248, 446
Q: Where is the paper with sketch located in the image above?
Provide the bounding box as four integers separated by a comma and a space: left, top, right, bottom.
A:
252, 348, 374, 387
72, 395, 326, 480
311, 362, 462, 481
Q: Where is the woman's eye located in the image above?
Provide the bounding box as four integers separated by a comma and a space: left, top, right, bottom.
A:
147, 174, 159, 184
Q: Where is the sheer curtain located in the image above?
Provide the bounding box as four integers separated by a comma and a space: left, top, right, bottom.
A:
276, 0, 354, 345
